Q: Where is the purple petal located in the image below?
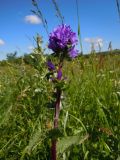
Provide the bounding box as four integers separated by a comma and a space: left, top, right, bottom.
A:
57, 69, 62, 80
47, 60, 55, 71
69, 46, 79, 58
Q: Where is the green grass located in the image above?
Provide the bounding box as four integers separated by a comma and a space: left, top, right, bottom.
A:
0, 53, 120, 159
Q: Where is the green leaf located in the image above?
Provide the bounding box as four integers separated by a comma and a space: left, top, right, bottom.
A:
57, 134, 89, 154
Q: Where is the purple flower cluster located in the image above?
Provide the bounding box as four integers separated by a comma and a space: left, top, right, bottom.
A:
48, 24, 79, 58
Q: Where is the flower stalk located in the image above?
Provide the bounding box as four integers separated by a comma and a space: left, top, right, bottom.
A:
47, 24, 78, 159
51, 64, 62, 160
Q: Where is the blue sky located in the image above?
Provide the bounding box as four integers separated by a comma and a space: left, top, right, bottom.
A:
0, 0, 120, 60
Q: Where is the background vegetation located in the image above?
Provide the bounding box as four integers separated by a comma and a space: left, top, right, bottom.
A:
0, 0, 120, 159
0, 49, 120, 159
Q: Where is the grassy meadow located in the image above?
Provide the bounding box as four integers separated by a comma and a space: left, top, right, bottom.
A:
0, 51, 120, 159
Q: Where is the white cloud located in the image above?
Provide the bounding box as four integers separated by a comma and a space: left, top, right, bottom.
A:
84, 37, 104, 48
95, 38, 103, 47
28, 45, 34, 51
24, 15, 42, 24
0, 39, 5, 46
84, 38, 92, 43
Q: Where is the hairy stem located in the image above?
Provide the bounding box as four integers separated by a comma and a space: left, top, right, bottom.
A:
51, 65, 62, 160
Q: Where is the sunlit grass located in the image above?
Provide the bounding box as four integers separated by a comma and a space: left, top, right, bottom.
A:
0, 53, 120, 159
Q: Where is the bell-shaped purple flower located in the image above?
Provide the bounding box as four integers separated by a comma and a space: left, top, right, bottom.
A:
48, 24, 79, 58
57, 68, 62, 80
47, 60, 55, 71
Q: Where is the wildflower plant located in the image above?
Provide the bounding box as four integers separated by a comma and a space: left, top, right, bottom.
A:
46, 24, 78, 160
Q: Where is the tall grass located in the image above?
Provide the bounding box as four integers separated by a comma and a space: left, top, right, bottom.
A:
0, 52, 120, 159
51, 0, 64, 24
31, 0, 49, 35
75, 0, 83, 55
116, 0, 120, 21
